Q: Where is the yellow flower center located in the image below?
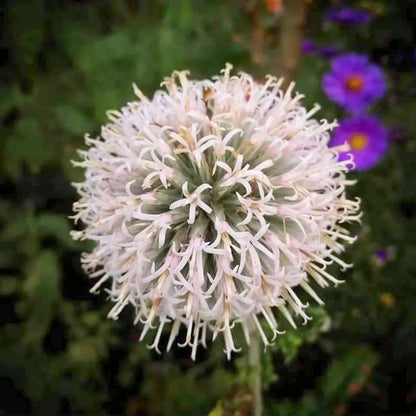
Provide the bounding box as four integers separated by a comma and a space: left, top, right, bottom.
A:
349, 133, 368, 150
380, 293, 395, 308
346, 75, 364, 92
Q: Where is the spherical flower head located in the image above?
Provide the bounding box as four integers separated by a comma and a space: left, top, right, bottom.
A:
330, 115, 388, 170
323, 53, 386, 113
326, 7, 372, 24
72, 64, 361, 359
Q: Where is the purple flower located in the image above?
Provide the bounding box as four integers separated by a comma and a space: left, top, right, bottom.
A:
301, 39, 316, 54
326, 7, 372, 24
317, 45, 340, 59
375, 248, 388, 263
322, 53, 386, 112
330, 115, 388, 170
301, 39, 341, 59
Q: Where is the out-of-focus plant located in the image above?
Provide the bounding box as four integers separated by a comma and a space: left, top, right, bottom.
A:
267, 346, 378, 415
1, 0, 416, 415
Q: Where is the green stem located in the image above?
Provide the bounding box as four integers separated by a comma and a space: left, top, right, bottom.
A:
248, 0, 265, 66
277, 0, 308, 83
248, 330, 263, 416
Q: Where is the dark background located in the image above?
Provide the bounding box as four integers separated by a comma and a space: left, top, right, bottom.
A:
1, 0, 416, 415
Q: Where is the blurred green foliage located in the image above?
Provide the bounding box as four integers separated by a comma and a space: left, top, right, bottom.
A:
268, 346, 378, 415
1, 0, 416, 415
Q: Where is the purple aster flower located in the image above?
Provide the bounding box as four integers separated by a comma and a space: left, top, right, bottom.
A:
322, 53, 386, 112
326, 7, 372, 24
372, 247, 396, 268
330, 115, 388, 170
375, 248, 388, 263
301, 39, 316, 54
317, 45, 340, 59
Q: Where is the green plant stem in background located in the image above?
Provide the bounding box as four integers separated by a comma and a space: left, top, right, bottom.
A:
277, 0, 308, 82
248, 330, 263, 416
2, 1, 416, 415
248, 0, 264, 66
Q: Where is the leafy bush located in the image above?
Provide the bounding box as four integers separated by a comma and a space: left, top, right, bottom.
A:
1, 1, 415, 414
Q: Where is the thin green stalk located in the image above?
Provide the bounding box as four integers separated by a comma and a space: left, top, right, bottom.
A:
277, 0, 308, 83
248, 330, 263, 416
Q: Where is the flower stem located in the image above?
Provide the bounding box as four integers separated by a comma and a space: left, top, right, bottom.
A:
248, 0, 265, 66
277, 0, 308, 82
248, 329, 263, 416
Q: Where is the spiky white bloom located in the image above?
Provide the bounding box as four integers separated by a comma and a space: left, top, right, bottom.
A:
72, 64, 360, 359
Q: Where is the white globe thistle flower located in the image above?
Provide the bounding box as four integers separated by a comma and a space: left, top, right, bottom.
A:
72, 64, 360, 360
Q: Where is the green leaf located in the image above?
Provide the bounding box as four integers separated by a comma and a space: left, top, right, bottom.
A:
158, 26, 185, 75
4, 118, 54, 177
0, 276, 19, 295
36, 213, 78, 249
164, 0, 194, 32
54, 105, 92, 136
278, 331, 303, 362
0, 85, 23, 118
275, 307, 330, 362
261, 348, 279, 388
74, 31, 132, 74
302, 306, 331, 343
22, 250, 61, 343
6, 0, 45, 77
0, 210, 36, 242
68, 338, 99, 365
320, 346, 378, 402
